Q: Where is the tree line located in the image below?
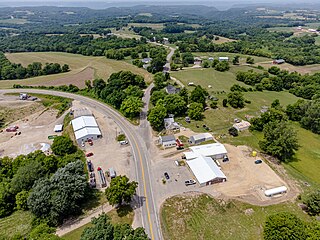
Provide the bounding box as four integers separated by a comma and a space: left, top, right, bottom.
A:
0, 52, 69, 80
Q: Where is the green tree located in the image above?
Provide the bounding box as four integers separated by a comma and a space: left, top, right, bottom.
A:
263, 212, 306, 240
163, 94, 187, 116
15, 190, 29, 210
85, 80, 92, 90
105, 175, 138, 206
124, 85, 144, 98
202, 60, 210, 68
246, 57, 254, 64
259, 121, 299, 161
81, 214, 114, 240
228, 127, 239, 136
51, 136, 76, 156
179, 87, 189, 104
150, 90, 167, 105
120, 96, 143, 119
187, 102, 204, 120
306, 221, 320, 240
61, 64, 69, 72
147, 101, 167, 131
222, 99, 228, 107
232, 56, 240, 65
304, 191, 320, 216
0, 180, 14, 217
153, 72, 167, 90
227, 91, 245, 108
28, 223, 61, 240
215, 61, 230, 71
0, 116, 5, 128
210, 100, 218, 109
92, 78, 107, 96
190, 85, 208, 107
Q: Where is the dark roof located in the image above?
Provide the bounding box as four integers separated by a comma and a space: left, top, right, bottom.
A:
161, 135, 175, 142
166, 85, 181, 94
142, 58, 152, 63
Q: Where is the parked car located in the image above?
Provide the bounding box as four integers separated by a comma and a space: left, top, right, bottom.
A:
81, 142, 85, 147
87, 160, 94, 172
164, 172, 170, 180
89, 178, 96, 188
255, 159, 263, 164
223, 155, 229, 162
89, 172, 95, 178
185, 179, 196, 186
119, 140, 128, 145
88, 139, 93, 146
185, 116, 191, 123
86, 152, 94, 157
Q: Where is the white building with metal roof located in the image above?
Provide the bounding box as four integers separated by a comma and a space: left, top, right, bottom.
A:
71, 116, 101, 144
189, 143, 227, 159
186, 155, 226, 187
188, 133, 213, 145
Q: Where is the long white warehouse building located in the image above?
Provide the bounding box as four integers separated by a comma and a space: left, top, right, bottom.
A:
71, 116, 102, 144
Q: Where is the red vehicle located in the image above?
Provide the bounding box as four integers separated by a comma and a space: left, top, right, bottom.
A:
86, 152, 94, 157
6, 126, 19, 132
88, 139, 93, 146
176, 139, 184, 147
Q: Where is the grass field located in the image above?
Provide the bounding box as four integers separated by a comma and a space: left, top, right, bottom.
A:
1, 52, 152, 88
0, 18, 29, 24
62, 206, 134, 240
161, 194, 311, 240
129, 22, 164, 30
0, 211, 33, 239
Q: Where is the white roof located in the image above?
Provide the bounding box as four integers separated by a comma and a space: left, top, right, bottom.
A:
72, 116, 98, 132
219, 57, 229, 60
40, 143, 51, 152
189, 143, 227, 157
74, 127, 101, 140
190, 133, 213, 141
233, 121, 251, 130
54, 124, 63, 132
186, 155, 226, 185
184, 151, 199, 160
264, 186, 287, 196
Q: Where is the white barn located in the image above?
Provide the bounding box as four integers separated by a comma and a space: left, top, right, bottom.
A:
186, 155, 227, 186
71, 116, 102, 144
187, 143, 228, 160
159, 135, 176, 148
188, 133, 213, 145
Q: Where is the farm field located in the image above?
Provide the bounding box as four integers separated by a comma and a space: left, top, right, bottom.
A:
161, 194, 311, 240
2, 52, 152, 88
129, 22, 164, 30
213, 36, 237, 44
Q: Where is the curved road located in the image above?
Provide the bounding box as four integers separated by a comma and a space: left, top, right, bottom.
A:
0, 89, 161, 240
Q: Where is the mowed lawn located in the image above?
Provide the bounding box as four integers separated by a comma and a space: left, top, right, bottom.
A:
161, 194, 311, 240
0, 211, 33, 239
1, 52, 152, 88
62, 206, 134, 240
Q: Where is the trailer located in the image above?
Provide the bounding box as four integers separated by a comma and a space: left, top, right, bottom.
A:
97, 167, 107, 188
264, 186, 287, 197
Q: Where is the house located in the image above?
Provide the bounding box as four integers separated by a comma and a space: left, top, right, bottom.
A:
218, 57, 229, 61
163, 37, 169, 44
165, 85, 181, 94
233, 120, 251, 131
208, 57, 214, 61
194, 57, 202, 64
141, 58, 152, 64
71, 116, 102, 144
159, 135, 176, 148
188, 133, 213, 145
273, 59, 285, 64
54, 124, 63, 132
164, 115, 180, 130
186, 143, 228, 160
186, 154, 227, 186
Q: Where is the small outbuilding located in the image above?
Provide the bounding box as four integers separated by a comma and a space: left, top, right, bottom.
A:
142, 58, 152, 64
273, 59, 285, 64
71, 116, 102, 144
164, 115, 180, 131
54, 124, 63, 133
165, 85, 181, 94
188, 133, 213, 145
218, 57, 229, 61
159, 135, 176, 148
264, 186, 287, 197
233, 121, 251, 131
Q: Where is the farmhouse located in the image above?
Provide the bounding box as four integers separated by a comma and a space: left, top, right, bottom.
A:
159, 135, 176, 148
188, 133, 213, 145
233, 120, 251, 131
164, 115, 180, 131
187, 143, 228, 160
165, 85, 181, 94
218, 57, 229, 61
273, 59, 285, 64
71, 116, 102, 144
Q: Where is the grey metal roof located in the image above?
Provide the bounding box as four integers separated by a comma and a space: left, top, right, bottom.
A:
160, 135, 175, 142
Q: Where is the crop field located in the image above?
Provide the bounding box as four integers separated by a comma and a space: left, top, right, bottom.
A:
161, 194, 310, 240
0, 211, 33, 239
1, 52, 152, 88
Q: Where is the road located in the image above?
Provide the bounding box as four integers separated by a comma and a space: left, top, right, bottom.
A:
0, 89, 161, 240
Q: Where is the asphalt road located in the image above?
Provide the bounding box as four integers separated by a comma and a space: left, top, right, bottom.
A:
0, 89, 161, 240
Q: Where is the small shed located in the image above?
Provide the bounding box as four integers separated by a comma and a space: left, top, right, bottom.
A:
142, 58, 152, 64
189, 133, 213, 145
54, 124, 63, 132
19, 93, 28, 100
218, 57, 229, 61
233, 121, 251, 131
165, 85, 181, 94
159, 135, 176, 148
264, 186, 287, 197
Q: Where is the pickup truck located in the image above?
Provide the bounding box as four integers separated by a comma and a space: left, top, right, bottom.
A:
185, 179, 196, 186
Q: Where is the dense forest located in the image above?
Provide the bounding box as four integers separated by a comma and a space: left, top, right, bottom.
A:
0, 52, 69, 80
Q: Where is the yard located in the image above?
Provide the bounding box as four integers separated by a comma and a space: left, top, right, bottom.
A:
0, 211, 33, 239
160, 193, 311, 240
1, 52, 152, 88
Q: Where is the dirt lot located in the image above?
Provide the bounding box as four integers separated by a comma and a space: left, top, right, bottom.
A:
150, 128, 297, 207
71, 101, 132, 190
